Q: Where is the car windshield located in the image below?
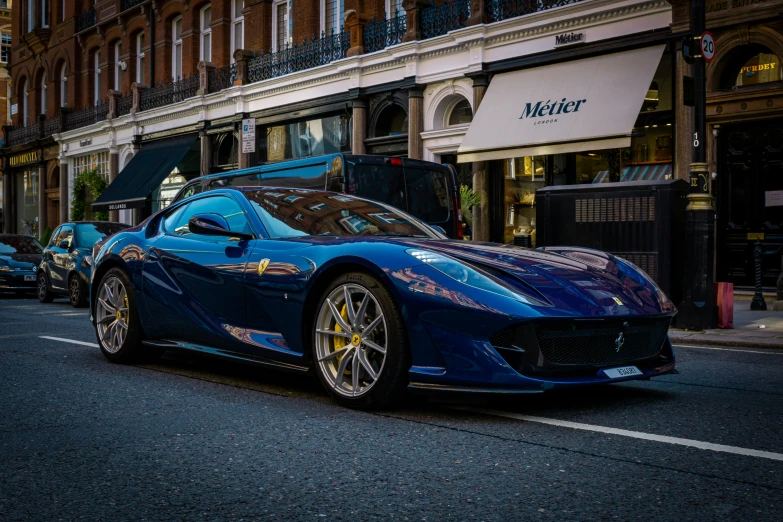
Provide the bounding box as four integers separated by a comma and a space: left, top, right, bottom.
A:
75, 223, 129, 249
0, 236, 44, 254
245, 189, 437, 239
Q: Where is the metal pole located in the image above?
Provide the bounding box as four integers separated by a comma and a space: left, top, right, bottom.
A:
677, 0, 716, 330
751, 241, 767, 311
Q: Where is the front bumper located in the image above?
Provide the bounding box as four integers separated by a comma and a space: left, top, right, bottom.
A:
0, 271, 38, 291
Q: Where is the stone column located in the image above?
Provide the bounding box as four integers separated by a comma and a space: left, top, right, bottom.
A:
352, 99, 367, 155
467, 0, 487, 26
59, 160, 69, 224
407, 86, 424, 160
674, 46, 693, 182
37, 161, 48, 240
233, 50, 255, 86
471, 74, 490, 242
345, 10, 371, 57
197, 61, 216, 96
200, 128, 212, 177
108, 149, 120, 222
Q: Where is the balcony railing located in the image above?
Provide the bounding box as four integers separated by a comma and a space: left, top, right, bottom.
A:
5, 122, 41, 147
486, 0, 585, 24
246, 31, 349, 83
140, 76, 200, 112
116, 95, 133, 117
76, 9, 96, 33
121, 0, 148, 11
363, 13, 407, 54
208, 63, 237, 93
421, 0, 470, 40
63, 103, 109, 132
43, 115, 61, 137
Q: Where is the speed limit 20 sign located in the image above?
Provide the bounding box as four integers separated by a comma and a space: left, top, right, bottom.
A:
701, 31, 716, 62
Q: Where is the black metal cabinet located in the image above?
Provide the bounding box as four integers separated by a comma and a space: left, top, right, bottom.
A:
536, 179, 689, 304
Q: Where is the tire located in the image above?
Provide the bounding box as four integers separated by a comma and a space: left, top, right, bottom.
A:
68, 274, 88, 308
312, 271, 409, 409
37, 272, 54, 303
94, 267, 162, 363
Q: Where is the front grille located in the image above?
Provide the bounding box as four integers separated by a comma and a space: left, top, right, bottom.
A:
490, 326, 516, 348
534, 317, 670, 366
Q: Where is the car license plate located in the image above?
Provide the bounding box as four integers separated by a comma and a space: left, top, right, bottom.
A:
603, 366, 642, 379
24, 275, 36, 282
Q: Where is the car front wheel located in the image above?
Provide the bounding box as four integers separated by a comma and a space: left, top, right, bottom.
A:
69, 274, 87, 308
37, 272, 53, 303
312, 272, 409, 409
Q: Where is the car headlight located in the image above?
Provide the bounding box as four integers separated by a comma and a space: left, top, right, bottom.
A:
0, 262, 12, 272
615, 257, 673, 307
406, 249, 533, 304
82, 255, 93, 268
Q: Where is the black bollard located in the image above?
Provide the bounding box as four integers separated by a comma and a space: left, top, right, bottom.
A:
751, 241, 767, 311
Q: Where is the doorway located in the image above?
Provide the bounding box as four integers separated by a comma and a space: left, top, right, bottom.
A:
717, 119, 783, 287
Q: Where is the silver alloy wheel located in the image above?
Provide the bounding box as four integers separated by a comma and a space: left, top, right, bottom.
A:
69, 277, 80, 305
95, 276, 130, 354
315, 283, 388, 398
37, 274, 47, 300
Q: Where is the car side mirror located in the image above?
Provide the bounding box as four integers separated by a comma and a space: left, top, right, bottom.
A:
58, 240, 69, 249
188, 213, 253, 240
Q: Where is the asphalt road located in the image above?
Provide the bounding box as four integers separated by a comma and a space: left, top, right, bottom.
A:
2, 295, 782, 521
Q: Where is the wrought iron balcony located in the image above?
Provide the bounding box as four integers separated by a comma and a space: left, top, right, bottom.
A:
63, 103, 109, 132
486, 0, 585, 24
208, 63, 237, 93
116, 95, 133, 117
5, 122, 41, 148
76, 9, 97, 33
121, 0, 148, 11
363, 12, 407, 54
246, 31, 349, 84
43, 115, 61, 137
421, 0, 470, 40
140, 76, 200, 112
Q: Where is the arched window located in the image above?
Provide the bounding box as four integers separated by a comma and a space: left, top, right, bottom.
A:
447, 99, 472, 126
231, 0, 244, 59
136, 32, 145, 84
200, 5, 212, 63
322, 0, 344, 35
376, 105, 408, 136
719, 44, 783, 90
113, 42, 122, 91
22, 78, 29, 125
172, 16, 183, 80
40, 72, 47, 115
93, 50, 101, 105
59, 62, 67, 109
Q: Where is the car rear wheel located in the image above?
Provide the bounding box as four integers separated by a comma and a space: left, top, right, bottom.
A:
312, 272, 409, 409
68, 274, 87, 308
37, 273, 53, 303
94, 268, 160, 363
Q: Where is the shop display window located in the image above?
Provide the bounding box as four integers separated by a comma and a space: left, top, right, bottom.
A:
16, 170, 39, 237
735, 52, 781, 88
260, 114, 351, 163
502, 156, 545, 246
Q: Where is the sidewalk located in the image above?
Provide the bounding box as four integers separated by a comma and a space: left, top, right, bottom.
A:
669, 294, 783, 349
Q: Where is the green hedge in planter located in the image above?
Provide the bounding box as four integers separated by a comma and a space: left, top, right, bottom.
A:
71, 169, 108, 222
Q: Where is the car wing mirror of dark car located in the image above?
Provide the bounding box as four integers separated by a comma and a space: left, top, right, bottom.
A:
58, 240, 69, 249
188, 213, 253, 240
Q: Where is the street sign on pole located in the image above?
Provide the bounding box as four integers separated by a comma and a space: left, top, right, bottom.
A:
700, 31, 715, 63
242, 118, 256, 154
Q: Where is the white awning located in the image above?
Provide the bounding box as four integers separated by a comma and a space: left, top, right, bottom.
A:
458, 46, 666, 163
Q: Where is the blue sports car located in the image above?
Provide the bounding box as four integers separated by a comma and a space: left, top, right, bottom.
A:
90, 187, 677, 408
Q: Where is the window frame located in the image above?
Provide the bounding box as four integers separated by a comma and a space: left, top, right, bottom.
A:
321, 0, 344, 35
161, 193, 259, 241
93, 50, 101, 105
41, 0, 50, 28
172, 16, 183, 80
113, 41, 122, 91
0, 33, 11, 64
27, 0, 35, 32
22, 78, 29, 125
136, 32, 145, 85
200, 4, 212, 63
230, 0, 244, 62
40, 72, 47, 115
59, 63, 67, 109
272, 0, 290, 52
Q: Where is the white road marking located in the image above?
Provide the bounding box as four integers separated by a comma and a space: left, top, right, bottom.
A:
39, 336, 99, 348
673, 344, 783, 355
461, 408, 783, 462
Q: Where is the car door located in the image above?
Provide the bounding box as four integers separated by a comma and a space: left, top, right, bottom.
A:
48, 225, 74, 291
141, 194, 256, 352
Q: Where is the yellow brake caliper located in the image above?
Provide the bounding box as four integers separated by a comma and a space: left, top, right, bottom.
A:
333, 304, 351, 375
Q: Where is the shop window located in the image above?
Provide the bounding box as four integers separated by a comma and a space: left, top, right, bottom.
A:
213, 132, 238, 171
73, 152, 110, 182
735, 52, 781, 88
261, 114, 351, 162
502, 157, 546, 246
447, 99, 472, 126
200, 5, 212, 63
16, 169, 39, 237
375, 105, 408, 136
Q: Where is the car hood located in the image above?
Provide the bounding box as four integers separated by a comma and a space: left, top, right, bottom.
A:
0, 253, 42, 269
395, 239, 670, 316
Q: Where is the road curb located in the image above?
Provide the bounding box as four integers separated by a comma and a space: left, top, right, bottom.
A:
669, 332, 783, 350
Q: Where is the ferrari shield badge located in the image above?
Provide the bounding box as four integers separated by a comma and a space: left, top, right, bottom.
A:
257, 258, 270, 276
612, 297, 624, 306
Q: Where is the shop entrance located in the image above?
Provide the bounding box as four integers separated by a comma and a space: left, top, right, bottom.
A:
717, 119, 783, 288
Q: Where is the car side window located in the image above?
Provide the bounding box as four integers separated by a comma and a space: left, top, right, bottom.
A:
54, 226, 74, 248
164, 196, 252, 240
49, 226, 63, 247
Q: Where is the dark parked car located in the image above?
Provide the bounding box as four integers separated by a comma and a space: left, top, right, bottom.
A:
0, 234, 44, 296
38, 221, 129, 307
172, 154, 463, 239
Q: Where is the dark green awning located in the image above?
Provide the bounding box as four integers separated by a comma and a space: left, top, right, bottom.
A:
92, 136, 196, 212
